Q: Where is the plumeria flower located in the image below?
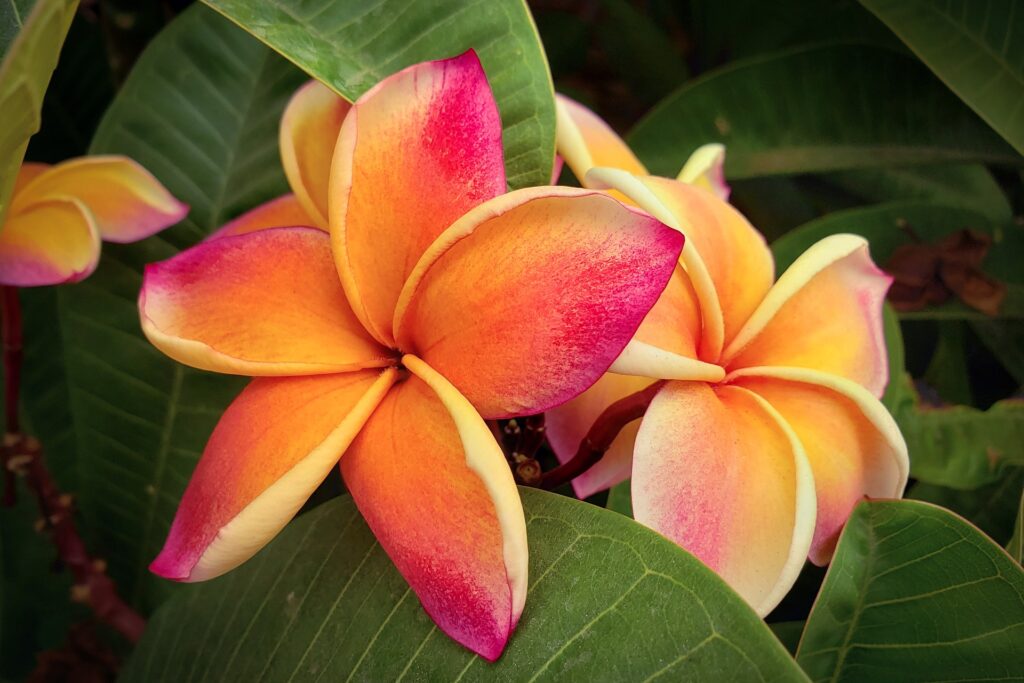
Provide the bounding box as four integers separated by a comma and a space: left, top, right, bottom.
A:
0, 157, 187, 286
137, 54, 684, 659
546, 96, 909, 615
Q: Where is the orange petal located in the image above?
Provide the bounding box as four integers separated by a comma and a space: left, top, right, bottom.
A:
555, 94, 646, 183
724, 235, 892, 397
13, 155, 187, 243
140, 227, 392, 375
394, 186, 683, 418
0, 197, 100, 286
330, 51, 506, 346
676, 143, 730, 201
632, 380, 816, 615
280, 80, 351, 227
151, 368, 397, 582
546, 372, 655, 498
13, 162, 49, 195
729, 366, 908, 564
341, 356, 527, 661
207, 194, 317, 240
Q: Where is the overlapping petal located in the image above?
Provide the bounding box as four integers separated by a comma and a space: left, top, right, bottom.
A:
723, 234, 892, 396
329, 51, 506, 346
207, 194, 316, 240
12, 156, 187, 243
729, 367, 909, 564
151, 369, 397, 582
139, 227, 391, 375
0, 197, 100, 286
546, 372, 655, 498
280, 80, 351, 227
341, 357, 526, 661
555, 94, 647, 182
676, 143, 730, 201
632, 380, 816, 615
394, 186, 683, 418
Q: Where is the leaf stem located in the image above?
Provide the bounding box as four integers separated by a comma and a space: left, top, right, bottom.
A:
539, 380, 665, 490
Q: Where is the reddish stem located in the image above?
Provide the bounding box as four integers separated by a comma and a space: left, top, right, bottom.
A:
1, 287, 145, 643
540, 380, 665, 490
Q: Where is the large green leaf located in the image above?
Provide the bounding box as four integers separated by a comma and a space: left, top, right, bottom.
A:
0, 0, 76, 226
202, 0, 555, 190
20, 4, 305, 614
1008, 489, 1023, 564
910, 467, 1024, 545
628, 43, 1020, 179
860, 0, 1024, 155
121, 489, 807, 681
796, 500, 1024, 683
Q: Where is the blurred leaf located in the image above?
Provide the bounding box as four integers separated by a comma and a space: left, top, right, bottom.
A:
0, 0, 36, 59
629, 43, 1020, 180
821, 164, 1012, 224
922, 322, 973, 405
605, 478, 632, 516
910, 467, 1024, 545
972, 319, 1024, 384
534, 10, 588, 77
860, 0, 1024, 154
596, 0, 687, 104
797, 500, 1024, 683
21, 4, 304, 614
202, 0, 555, 190
121, 490, 807, 682
0, 0, 76, 226
880, 304, 906, 413
769, 621, 805, 656
1008, 489, 1023, 563
26, 13, 115, 162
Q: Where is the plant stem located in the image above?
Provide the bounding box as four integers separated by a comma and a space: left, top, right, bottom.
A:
0, 286, 146, 643
540, 380, 665, 490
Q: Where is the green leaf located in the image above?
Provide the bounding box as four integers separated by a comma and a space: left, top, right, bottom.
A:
859, 0, 1024, 155
1008, 489, 1023, 564
628, 43, 1020, 180
769, 621, 805, 657
121, 490, 807, 682
202, 0, 555, 190
910, 467, 1024, 545
796, 500, 1024, 683
0, 0, 76, 226
606, 478, 633, 516
595, 0, 687, 104
972, 319, 1024, 384
20, 4, 305, 613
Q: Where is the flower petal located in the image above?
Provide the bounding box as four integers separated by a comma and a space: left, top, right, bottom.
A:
280, 80, 351, 227
394, 186, 684, 418
341, 356, 527, 661
14, 155, 187, 243
555, 94, 646, 183
329, 51, 506, 346
632, 380, 816, 615
723, 234, 892, 396
151, 368, 397, 582
546, 372, 655, 498
140, 227, 391, 376
676, 143, 730, 200
13, 162, 49, 195
207, 194, 317, 240
0, 197, 100, 286
729, 366, 909, 564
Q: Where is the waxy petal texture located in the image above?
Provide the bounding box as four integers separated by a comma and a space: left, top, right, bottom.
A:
724, 235, 892, 396
280, 80, 351, 227
555, 94, 647, 182
341, 361, 526, 661
632, 381, 816, 615
395, 187, 684, 418
151, 369, 396, 582
330, 52, 506, 346
208, 194, 316, 240
546, 372, 655, 498
13, 156, 187, 243
730, 367, 909, 564
676, 143, 730, 201
140, 228, 391, 375
0, 197, 100, 286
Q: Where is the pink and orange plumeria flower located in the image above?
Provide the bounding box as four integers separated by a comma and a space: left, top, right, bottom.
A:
546, 96, 909, 615
0, 157, 187, 286
137, 54, 684, 659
